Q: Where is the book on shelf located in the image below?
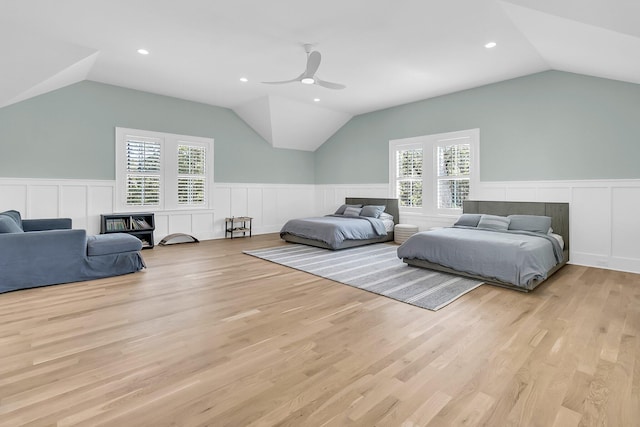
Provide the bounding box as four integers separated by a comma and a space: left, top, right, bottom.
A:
106, 218, 125, 231
136, 218, 152, 229
128, 218, 149, 229
106, 218, 127, 231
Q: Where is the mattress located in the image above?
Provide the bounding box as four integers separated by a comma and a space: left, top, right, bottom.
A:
280, 215, 388, 250
397, 227, 563, 290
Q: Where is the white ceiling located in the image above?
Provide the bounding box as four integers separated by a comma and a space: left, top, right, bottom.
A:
1, 0, 639, 150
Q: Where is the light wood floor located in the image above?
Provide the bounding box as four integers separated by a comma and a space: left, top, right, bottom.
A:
0, 234, 638, 426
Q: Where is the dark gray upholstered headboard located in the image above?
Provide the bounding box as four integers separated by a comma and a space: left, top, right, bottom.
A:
345, 198, 400, 225
463, 200, 569, 252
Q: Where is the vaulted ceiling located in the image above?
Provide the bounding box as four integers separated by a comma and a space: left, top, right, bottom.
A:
1, 0, 638, 150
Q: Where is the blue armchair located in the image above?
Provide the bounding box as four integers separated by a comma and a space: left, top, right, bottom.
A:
0, 210, 145, 293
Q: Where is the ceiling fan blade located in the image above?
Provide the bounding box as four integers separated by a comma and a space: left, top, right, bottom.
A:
315, 78, 346, 90
262, 80, 296, 85
262, 77, 301, 85
305, 51, 321, 77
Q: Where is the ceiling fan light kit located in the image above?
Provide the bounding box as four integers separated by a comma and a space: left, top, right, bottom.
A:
263, 44, 346, 90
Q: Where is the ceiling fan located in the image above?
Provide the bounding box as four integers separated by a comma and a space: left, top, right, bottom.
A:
262, 44, 346, 90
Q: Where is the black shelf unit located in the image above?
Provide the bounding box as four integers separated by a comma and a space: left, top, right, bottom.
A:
100, 212, 155, 249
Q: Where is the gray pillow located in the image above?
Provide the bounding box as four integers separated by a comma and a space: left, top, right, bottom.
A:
453, 213, 482, 227
1, 210, 22, 228
508, 215, 552, 234
343, 206, 362, 216
477, 214, 510, 230
360, 205, 386, 218
335, 204, 362, 215
0, 213, 23, 233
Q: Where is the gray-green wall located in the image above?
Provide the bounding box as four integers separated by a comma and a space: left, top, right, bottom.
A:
0, 81, 315, 183
315, 71, 640, 183
2, 71, 638, 185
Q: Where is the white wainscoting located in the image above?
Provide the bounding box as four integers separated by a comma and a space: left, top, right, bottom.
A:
3, 178, 640, 274
316, 180, 640, 274
476, 179, 640, 274
0, 178, 116, 235
0, 178, 316, 242
213, 183, 317, 238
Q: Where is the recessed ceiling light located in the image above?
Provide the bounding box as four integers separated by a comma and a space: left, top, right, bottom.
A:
239, 77, 248, 82
137, 48, 150, 55
484, 42, 497, 49
313, 98, 320, 102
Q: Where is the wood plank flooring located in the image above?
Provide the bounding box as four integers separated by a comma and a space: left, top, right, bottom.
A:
0, 234, 638, 426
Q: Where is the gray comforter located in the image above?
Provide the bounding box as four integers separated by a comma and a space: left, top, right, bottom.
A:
280, 215, 387, 249
397, 227, 564, 289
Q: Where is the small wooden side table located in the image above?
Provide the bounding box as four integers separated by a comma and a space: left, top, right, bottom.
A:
225, 217, 253, 239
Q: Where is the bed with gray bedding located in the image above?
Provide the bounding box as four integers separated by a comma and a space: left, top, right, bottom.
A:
280, 197, 399, 250
398, 201, 570, 291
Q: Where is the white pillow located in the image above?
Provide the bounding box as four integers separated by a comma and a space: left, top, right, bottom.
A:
379, 212, 394, 221
550, 233, 565, 249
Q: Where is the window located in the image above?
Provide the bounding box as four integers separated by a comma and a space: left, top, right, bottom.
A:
125, 137, 161, 206
116, 128, 214, 211
436, 143, 470, 210
395, 146, 423, 208
177, 144, 207, 206
389, 129, 478, 215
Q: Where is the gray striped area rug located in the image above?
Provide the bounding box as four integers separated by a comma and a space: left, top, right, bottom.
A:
244, 244, 484, 311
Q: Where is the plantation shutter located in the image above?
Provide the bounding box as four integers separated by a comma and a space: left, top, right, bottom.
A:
436, 143, 470, 209
396, 148, 423, 208
125, 138, 161, 206
177, 144, 207, 206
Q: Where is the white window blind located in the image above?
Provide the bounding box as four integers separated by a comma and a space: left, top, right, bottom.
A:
177, 144, 206, 206
116, 128, 214, 212
396, 148, 423, 208
436, 143, 470, 209
125, 138, 161, 206
389, 129, 478, 216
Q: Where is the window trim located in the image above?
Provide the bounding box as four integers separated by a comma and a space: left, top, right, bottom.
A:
115, 127, 214, 212
389, 128, 479, 216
